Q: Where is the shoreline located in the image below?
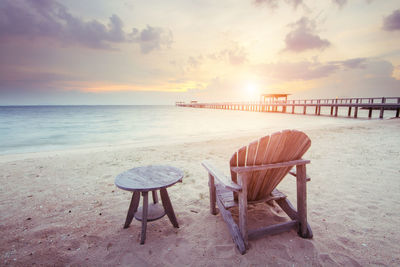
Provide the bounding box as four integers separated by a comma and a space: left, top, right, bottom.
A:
1, 119, 399, 265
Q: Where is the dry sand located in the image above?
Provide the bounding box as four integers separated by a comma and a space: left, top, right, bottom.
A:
0, 118, 399, 266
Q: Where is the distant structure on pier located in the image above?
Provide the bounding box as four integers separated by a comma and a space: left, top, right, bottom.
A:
260, 94, 290, 112
260, 94, 290, 103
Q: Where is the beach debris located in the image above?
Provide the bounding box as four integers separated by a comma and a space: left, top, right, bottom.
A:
26, 217, 31, 220
92, 200, 102, 207
190, 209, 199, 213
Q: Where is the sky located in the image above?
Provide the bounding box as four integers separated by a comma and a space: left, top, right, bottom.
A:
0, 0, 399, 105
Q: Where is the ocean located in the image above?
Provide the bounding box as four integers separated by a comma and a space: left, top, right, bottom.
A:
0, 105, 390, 155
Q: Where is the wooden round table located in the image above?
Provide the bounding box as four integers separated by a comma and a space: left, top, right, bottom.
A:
115, 165, 183, 244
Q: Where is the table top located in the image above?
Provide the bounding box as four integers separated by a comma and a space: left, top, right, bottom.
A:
115, 165, 183, 192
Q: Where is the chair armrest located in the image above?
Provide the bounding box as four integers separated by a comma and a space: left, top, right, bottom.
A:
202, 161, 242, 192
289, 168, 311, 182
231, 159, 310, 173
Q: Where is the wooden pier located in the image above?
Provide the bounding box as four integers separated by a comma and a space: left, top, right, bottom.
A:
176, 97, 400, 119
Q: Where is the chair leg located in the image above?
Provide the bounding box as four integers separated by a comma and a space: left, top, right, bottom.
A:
238, 173, 249, 247
276, 197, 313, 238
296, 164, 309, 238
208, 174, 217, 215
276, 198, 298, 221
216, 197, 246, 254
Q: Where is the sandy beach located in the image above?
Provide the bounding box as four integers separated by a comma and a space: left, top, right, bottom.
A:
1, 118, 399, 266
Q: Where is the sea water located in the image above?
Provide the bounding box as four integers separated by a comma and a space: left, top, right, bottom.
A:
0, 105, 389, 155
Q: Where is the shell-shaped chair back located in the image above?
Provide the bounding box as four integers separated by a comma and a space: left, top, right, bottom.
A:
229, 130, 311, 201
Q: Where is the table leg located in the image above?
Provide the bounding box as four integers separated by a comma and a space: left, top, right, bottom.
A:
124, 191, 140, 229
140, 191, 149, 244
160, 188, 179, 228
152, 190, 158, 204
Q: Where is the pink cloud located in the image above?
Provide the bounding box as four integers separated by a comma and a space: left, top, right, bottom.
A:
259, 61, 338, 81
0, 0, 172, 53
331, 0, 347, 8
257, 58, 368, 82
254, 0, 303, 10
284, 17, 330, 52
208, 45, 248, 65
383, 9, 400, 31
296, 59, 400, 98
335, 58, 367, 69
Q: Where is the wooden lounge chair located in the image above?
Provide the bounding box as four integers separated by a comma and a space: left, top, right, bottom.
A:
202, 129, 313, 254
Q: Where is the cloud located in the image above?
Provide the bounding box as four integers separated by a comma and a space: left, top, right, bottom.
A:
299, 59, 400, 98
260, 61, 339, 81
254, 0, 303, 10
208, 44, 248, 65
331, 0, 347, 8
393, 65, 400, 80
0, 0, 173, 52
382, 9, 400, 31
0, 67, 79, 93
288, 0, 304, 9
254, 0, 279, 9
336, 58, 367, 69
284, 17, 330, 52
331, 0, 374, 9
130, 25, 173, 54
252, 58, 400, 99
187, 56, 202, 69
179, 43, 248, 74
258, 57, 368, 82
224, 47, 248, 65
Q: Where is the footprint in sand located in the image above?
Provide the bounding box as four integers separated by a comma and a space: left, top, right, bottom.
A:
319, 253, 337, 265
331, 252, 362, 267
213, 244, 236, 259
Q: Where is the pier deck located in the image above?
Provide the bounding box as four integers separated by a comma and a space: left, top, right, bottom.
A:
176, 97, 400, 119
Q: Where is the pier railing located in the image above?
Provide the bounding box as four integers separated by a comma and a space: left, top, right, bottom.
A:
176, 97, 400, 119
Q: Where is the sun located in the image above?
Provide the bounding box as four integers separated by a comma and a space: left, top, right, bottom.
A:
246, 83, 257, 95
244, 82, 260, 100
